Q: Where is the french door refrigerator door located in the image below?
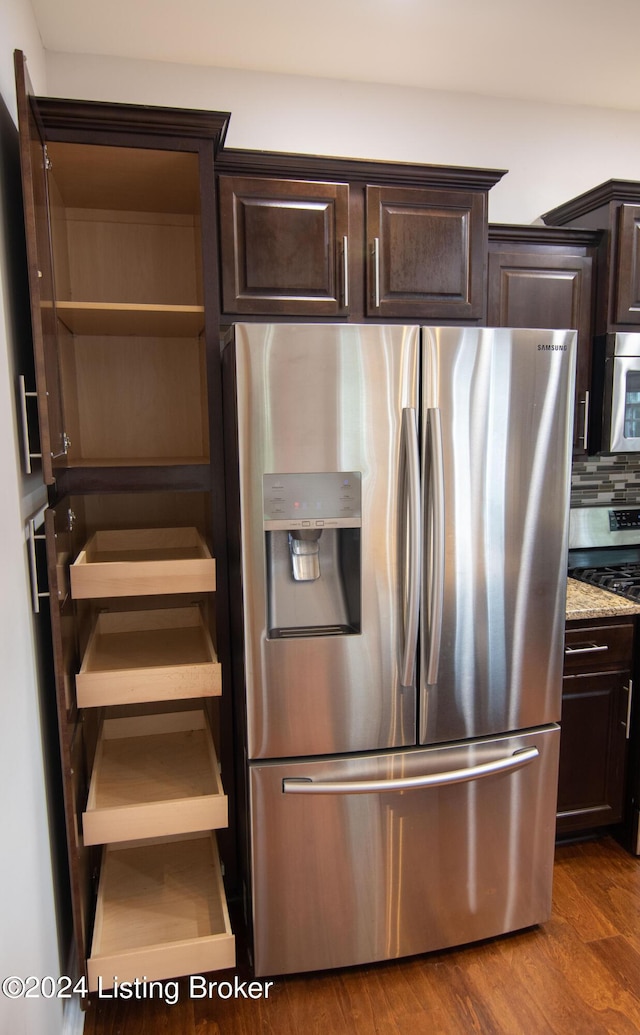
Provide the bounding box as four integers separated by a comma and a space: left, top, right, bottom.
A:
420, 327, 576, 746
249, 725, 559, 976
232, 324, 420, 760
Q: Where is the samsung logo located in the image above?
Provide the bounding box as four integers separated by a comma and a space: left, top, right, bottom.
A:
537, 343, 567, 351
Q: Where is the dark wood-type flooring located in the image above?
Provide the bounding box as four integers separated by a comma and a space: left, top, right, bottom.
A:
83, 836, 640, 1034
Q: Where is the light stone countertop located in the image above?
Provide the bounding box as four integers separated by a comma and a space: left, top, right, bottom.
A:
566, 577, 640, 621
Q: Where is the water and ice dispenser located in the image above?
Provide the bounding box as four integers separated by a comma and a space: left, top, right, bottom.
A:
263, 472, 361, 638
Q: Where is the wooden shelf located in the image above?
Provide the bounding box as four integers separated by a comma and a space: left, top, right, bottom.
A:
83, 711, 227, 845
54, 301, 205, 337
62, 456, 209, 468
87, 833, 235, 991
70, 528, 216, 599
76, 605, 221, 707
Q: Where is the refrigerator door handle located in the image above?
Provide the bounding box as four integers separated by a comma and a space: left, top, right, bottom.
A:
400, 407, 421, 687
283, 746, 539, 795
426, 407, 445, 685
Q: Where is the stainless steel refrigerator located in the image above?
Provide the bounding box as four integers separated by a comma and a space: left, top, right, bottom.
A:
223, 323, 576, 977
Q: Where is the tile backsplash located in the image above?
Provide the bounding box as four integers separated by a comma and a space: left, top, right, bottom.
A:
571, 455, 640, 507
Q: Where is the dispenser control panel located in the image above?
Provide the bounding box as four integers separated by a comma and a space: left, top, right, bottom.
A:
263, 472, 362, 530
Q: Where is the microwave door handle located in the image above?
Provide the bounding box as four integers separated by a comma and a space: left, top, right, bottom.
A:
426, 407, 445, 685
283, 746, 539, 795
400, 407, 420, 687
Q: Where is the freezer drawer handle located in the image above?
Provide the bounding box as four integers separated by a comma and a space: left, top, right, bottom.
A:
564, 643, 608, 655
282, 746, 539, 795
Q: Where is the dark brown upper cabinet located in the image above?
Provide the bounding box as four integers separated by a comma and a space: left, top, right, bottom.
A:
542, 180, 640, 334
216, 149, 505, 322
487, 225, 599, 454
218, 176, 350, 316
15, 51, 67, 483
366, 185, 485, 319
615, 203, 640, 324
15, 49, 229, 490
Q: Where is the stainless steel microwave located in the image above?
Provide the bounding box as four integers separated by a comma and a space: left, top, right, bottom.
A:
593, 333, 640, 452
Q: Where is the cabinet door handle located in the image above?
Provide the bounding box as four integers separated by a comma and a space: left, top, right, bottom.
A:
564, 642, 609, 655
342, 235, 349, 309
18, 375, 42, 475
373, 237, 380, 308
26, 508, 50, 614
625, 679, 634, 739
580, 391, 590, 451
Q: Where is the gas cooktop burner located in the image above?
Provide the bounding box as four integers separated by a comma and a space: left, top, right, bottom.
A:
569, 564, 640, 599
568, 506, 640, 600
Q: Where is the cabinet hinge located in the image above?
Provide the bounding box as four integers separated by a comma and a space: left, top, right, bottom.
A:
67, 508, 77, 532
50, 432, 71, 461
44, 145, 52, 172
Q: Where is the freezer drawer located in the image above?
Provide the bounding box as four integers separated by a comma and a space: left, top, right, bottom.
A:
249, 726, 559, 976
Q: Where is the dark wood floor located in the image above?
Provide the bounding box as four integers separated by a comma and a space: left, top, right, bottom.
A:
84, 836, 640, 1034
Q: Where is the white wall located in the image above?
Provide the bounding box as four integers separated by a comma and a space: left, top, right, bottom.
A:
0, 3, 69, 1035
46, 50, 640, 225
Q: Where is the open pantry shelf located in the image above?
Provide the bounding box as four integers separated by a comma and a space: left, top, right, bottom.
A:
61, 456, 210, 469
70, 527, 216, 598
87, 832, 235, 991
54, 301, 206, 337
82, 710, 227, 846
76, 605, 221, 706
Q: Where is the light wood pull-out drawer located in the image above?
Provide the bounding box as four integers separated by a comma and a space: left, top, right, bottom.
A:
70, 527, 216, 598
83, 711, 227, 846
87, 833, 235, 991
76, 606, 221, 707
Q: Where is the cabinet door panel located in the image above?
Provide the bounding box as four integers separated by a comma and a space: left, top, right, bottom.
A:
14, 51, 66, 483
219, 175, 349, 315
487, 249, 593, 453
487, 253, 592, 332
615, 204, 640, 324
557, 670, 628, 834
366, 185, 485, 319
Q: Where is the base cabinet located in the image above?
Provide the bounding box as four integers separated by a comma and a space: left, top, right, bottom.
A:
557, 617, 634, 836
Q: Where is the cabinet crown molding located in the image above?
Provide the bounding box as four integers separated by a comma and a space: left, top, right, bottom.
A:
216, 147, 506, 192
542, 180, 640, 227
36, 96, 230, 152
489, 223, 603, 247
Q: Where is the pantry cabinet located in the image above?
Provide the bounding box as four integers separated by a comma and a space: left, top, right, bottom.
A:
487, 224, 599, 453
15, 50, 235, 995
557, 617, 634, 836
217, 150, 504, 321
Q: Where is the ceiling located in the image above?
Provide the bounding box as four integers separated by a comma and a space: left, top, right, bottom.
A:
31, 0, 640, 113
